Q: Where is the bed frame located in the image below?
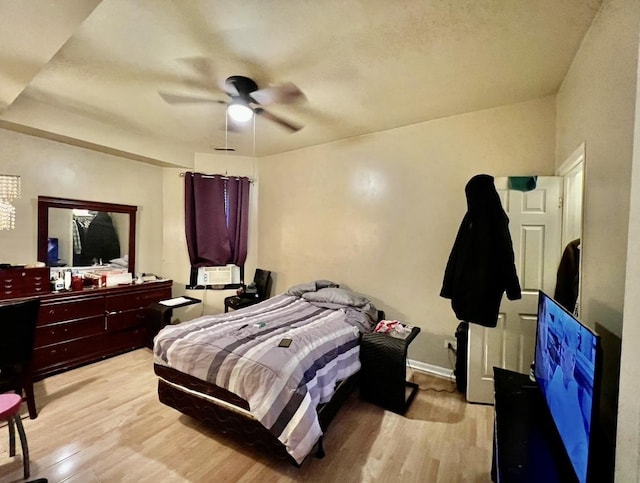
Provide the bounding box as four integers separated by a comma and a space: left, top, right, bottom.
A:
154, 363, 358, 466
154, 310, 384, 466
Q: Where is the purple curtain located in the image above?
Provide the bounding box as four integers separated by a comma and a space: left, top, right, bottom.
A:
184, 172, 250, 267
226, 177, 250, 267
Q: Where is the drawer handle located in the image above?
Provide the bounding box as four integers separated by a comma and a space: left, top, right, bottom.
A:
106, 311, 117, 316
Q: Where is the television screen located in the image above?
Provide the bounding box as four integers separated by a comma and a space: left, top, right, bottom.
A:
534, 292, 600, 482
47, 237, 59, 265
534, 291, 601, 483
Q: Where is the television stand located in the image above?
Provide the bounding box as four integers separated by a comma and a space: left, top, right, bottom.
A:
492, 367, 576, 482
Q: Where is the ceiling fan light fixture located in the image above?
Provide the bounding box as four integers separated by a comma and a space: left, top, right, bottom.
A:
227, 101, 253, 123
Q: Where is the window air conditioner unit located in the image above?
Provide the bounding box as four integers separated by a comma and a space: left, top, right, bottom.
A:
197, 265, 240, 286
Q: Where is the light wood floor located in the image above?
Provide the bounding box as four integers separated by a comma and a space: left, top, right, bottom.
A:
0, 349, 494, 483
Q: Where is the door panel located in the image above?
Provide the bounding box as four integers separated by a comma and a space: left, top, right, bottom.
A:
466, 176, 563, 404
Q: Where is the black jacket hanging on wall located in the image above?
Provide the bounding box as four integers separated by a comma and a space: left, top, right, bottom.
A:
440, 174, 522, 327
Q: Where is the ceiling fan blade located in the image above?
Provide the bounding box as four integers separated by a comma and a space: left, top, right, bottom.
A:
177, 57, 216, 81
159, 91, 226, 105
225, 81, 240, 97
254, 107, 303, 132
251, 82, 306, 106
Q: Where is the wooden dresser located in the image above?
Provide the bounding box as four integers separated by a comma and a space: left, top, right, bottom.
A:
1, 268, 172, 380
0, 266, 50, 299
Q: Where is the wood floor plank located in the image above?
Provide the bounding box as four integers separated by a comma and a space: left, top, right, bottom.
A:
0, 349, 493, 482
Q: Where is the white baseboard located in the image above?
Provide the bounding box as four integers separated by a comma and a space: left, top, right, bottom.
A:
407, 358, 456, 381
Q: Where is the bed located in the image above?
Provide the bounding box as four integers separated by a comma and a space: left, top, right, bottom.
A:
153, 281, 380, 466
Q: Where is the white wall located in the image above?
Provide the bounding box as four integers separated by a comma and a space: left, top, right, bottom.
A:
556, 0, 640, 333
257, 96, 556, 369
619, 65, 640, 482
555, 0, 640, 478
0, 128, 164, 275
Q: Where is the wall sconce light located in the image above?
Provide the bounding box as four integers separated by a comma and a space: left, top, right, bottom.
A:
0, 174, 21, 230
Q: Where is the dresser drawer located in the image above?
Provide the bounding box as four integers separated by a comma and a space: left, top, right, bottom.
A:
23, 271, 48, 292
31, 285, 48, 295
106, 287, 171, 312
33, 334, 105, 370
104, 327, 146, 354
0, 267, 50, 299
35, 316, 105, 347
0, 275, 23, 297
106, 310, 146, 332
39, 297, 104, 325
1, 277, 19, 289
1, 288, 20, 298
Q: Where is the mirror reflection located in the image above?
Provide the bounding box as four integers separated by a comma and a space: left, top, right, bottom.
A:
38, 196, 137, 274
47, 209, 129, 268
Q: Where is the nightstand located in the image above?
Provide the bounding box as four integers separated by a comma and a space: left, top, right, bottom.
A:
359, 326, 421, 414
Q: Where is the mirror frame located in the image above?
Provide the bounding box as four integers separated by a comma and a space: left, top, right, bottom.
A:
37, 196, 137, 274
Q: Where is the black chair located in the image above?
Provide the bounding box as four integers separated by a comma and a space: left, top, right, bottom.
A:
224, 269, 273, 313
0, 298, 40, 419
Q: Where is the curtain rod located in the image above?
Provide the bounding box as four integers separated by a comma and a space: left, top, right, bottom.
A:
179, 172, 255, 183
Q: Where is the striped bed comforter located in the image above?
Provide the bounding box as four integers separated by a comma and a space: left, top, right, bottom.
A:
153, 294, 364, 464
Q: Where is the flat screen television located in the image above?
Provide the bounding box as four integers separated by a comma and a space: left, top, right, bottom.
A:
534, 290, 602, 483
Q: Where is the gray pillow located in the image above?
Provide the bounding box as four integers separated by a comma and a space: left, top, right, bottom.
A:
314, 280, 339, 290
285, 281, 317, 297
286, 280, 339, 297
302, 287, 369, 307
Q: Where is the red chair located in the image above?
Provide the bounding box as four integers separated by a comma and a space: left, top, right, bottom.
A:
0, 392, 29, 479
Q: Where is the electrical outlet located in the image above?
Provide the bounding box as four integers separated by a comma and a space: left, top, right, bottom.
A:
444, 339, 457, 350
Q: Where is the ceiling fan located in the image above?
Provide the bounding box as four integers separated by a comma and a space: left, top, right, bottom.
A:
159, 75, 305, 132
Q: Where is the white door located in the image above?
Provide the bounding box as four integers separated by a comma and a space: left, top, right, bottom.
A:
559, 145, 585, 250
466, 176, 563, 404
558, 144, 585, 317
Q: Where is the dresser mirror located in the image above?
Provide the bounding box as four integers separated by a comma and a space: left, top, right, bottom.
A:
37, 196, 136, 274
